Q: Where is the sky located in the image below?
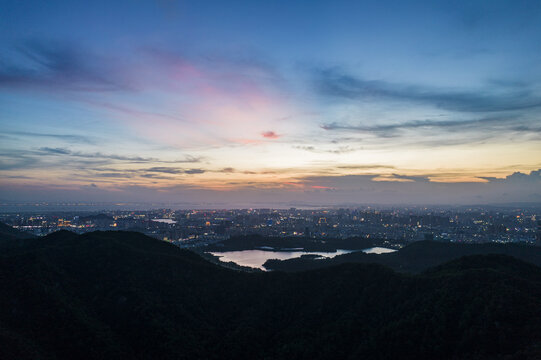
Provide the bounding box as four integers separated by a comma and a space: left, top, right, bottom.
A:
1, 0, 540, 207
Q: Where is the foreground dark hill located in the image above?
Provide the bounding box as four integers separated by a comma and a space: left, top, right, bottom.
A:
264, 240, 541, 273
2, 231, 541, 359
0, 222, 35, 245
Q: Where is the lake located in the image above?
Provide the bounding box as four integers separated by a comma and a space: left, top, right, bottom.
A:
362, 247, 397, 254
151, 219, 177, 224
209, 247, 396, 270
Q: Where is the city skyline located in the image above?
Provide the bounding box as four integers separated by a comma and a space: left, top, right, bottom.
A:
1, 0, 541, 206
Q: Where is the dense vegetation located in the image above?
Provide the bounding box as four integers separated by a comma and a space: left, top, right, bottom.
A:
2, 228, 541, 359
264, 240, 541, 273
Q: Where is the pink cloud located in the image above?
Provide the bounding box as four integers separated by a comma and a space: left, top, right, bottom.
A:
311, 185, 333, 189
66, 47, 296, 149
142, 49, 278, 104
261, 131, 280, 139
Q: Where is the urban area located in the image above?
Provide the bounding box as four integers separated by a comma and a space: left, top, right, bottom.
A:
2, 206, 540, 248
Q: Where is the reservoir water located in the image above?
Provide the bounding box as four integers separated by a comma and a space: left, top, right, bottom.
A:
209, 247, 396, 270
151, 218, 177, 224
362, 247, 397, 254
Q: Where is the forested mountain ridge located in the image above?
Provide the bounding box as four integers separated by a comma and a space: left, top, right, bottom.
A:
264, 239, 541, 273
1, 230, 541, 359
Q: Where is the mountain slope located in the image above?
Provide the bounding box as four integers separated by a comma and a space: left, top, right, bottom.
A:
0, 222, 36, 246
1, 231, 541, 359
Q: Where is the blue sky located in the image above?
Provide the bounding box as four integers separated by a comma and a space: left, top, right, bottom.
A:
1, 0, 540, 206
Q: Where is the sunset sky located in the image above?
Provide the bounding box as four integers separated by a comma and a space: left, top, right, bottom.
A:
1, 0, 540, 206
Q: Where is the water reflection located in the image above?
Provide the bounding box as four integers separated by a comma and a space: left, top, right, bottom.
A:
209, 249, 354, 270
361, 247, 397, 254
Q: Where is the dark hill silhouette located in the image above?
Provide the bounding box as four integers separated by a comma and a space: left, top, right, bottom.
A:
0, 222, 36, 243
1, 230, 541, 359
206, 233, 376, 252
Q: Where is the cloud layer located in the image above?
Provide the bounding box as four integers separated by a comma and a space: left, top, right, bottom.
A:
1, 1, 540, 205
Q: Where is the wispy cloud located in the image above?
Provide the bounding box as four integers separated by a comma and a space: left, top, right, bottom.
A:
0, 154, 38, 170
321, 116, 540, 137
90, 167, 206, 177
93, 172, 135, 178
146, 167, 205, 174
374, 174, 431, 183
294, 145, 361, 154
314, 68, 541, 113
37, 147, 200, 163
3, 131, 96, 144
1, 39, 293, 150
0, 40, 129, 91
37, 147, 71, 155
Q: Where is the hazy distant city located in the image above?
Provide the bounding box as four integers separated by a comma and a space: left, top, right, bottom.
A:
4, 206, 540, 249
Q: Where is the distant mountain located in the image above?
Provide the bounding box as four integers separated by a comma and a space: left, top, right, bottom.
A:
264, 240, 541, 273
1, 231, 541, 359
